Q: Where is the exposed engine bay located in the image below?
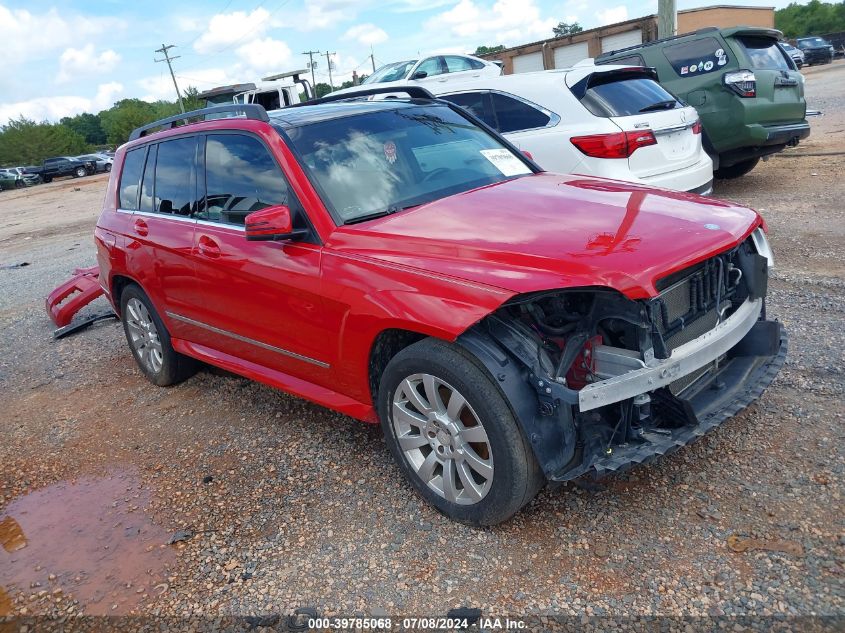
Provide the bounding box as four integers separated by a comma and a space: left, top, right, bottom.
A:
459, 230, 786, 482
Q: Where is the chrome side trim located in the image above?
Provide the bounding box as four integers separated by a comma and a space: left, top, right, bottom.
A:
117, 208, 246, 232
165, 311, 330, 369
579, 297, 762, 412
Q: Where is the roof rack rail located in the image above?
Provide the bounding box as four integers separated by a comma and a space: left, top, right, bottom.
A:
128, 104, 270, 141
292, 85, 436, 107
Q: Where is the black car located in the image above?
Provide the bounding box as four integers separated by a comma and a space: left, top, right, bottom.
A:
32, 157, 95, 183
796, 36, 834, 65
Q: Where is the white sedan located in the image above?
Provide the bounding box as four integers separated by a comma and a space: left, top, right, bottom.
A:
333, 54, 502, 96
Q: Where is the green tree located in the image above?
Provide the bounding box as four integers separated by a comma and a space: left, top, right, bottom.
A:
59, 112, 106, 145
99, 98, 183, 146
553, 22, 584, 37
0, 117, 87, 165
474, 45, 506, 55
776, 1, 845, 37
182, 86, 204, 111
314, 82, 334, 98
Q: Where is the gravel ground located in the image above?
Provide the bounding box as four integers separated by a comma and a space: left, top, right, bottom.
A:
0, 63, 843, 627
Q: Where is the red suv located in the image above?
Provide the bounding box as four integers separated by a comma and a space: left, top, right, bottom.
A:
96, 96, 785, 525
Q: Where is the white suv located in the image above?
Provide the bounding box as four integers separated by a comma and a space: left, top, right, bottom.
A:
434, 65, 713, 194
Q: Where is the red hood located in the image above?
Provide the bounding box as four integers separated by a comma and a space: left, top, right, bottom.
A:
327, 173, 761, 299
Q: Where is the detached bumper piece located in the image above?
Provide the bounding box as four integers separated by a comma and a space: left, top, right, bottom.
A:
46, 265, 104, 327
550, 320, 786, 482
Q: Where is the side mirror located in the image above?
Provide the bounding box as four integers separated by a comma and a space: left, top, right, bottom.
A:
411, 70, 428, 79
244, 205, 306, 241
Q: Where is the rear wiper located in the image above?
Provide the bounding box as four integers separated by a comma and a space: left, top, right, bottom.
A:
344, 204, 419, 225
638, 99, 678, 113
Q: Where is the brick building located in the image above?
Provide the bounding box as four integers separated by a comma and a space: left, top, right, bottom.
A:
478, 5, 775, 74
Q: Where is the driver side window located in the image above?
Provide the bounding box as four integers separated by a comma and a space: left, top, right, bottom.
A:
198, 133, 290, 226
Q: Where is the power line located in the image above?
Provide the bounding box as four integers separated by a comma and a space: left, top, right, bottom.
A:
155, 44, 186, 113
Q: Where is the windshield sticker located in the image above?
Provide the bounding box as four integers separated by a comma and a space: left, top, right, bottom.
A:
383, 141, 398, 164
480, 149, 531, 177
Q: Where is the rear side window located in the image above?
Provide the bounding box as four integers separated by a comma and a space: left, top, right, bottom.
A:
444, 56, 473, 73
154, 137, 197, 216
737, 36, 791, 70
490, 93, 551, 133
441, 92, 497, 129
573, 75, 679, 117
663, 37, 729, 77
119, 148, 145, 210
601, 54, 645, 66
200, 134, 290, 226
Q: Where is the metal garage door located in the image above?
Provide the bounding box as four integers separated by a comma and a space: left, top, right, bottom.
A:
553, 42, 589, 68
512, 51, 544, 73
601, 29, 643, 53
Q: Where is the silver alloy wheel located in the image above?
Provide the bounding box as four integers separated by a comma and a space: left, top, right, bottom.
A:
392, 373, 494, 505
125, 297, 164, 374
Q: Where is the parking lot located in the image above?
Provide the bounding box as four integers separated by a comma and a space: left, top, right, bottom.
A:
0, 61, 843, 622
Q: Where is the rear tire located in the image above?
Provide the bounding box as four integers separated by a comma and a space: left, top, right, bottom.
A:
105, 163, 112, 172
42, 176, 52, 183
119, 284, 197, 387
714, 157, 760, 179
378, 338, 544, 526
74, 167, 87, 178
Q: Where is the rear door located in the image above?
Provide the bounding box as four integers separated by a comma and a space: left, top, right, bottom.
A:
567, 68, 703, 177
728, 33, 806, 124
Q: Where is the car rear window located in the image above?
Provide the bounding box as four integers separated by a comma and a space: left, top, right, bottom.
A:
736, 36, 791, 70
663, 37, 729, 77
571, 74, 680, 117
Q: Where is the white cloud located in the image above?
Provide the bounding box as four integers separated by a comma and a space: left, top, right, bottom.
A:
0, 82, 123, 124
297, 0, 360, 31
0, 4, 124, 64
57, 45, 121, 84
343, 23, 389, 46
425, 0, 556, 45
235, 38, 293, 74
596, 6, 628, 26
193, 8, 272, 55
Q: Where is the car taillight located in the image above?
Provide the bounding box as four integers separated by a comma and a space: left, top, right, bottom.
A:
724, 70, 756, 97
692, 120, 702, 134
570, 130, 657, 159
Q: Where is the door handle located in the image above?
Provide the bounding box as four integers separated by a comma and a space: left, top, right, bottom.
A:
133, 218, 148, 237
197, 234, 221, 258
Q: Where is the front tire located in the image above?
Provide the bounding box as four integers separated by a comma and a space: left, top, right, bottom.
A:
714, 157, 760, 179
120, 284, 197, 386
378, 338, 543, 526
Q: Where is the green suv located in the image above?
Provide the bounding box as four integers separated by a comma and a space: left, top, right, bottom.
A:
597, 27, 809, 179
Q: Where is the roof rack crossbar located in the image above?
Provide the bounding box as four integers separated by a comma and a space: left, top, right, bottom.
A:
292, 85, 436, 107
128, 104, 270, 141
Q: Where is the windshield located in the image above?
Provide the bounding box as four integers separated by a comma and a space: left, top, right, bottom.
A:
798, 37, 828, 48
361, 60, 418, 84
286, 104, 533, 223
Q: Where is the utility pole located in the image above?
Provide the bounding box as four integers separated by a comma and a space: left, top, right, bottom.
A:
155, 44, 185, 113
323, 51, 336, 91
302, 50, 320, 90
370, 46, 376, 73
657, 0, 677, 38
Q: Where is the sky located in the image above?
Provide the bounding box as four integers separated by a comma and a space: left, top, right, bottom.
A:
0, 0, 794, 124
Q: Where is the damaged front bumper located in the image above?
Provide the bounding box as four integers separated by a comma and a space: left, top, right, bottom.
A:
553, 318, 786, 481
